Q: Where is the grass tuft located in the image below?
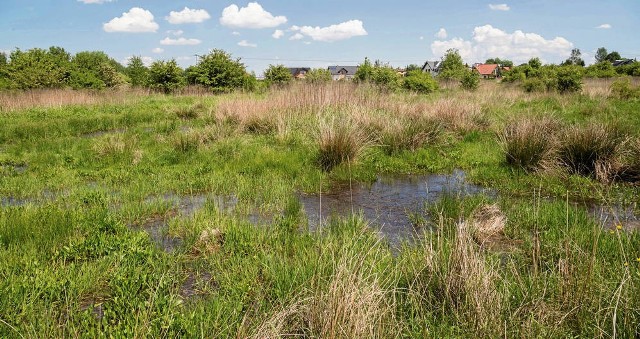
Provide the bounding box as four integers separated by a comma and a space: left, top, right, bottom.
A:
498, 116, 558, 172
317, 115, 369, 171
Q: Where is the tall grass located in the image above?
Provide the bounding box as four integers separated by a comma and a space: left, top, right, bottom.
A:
317, 115, 369, 171
498, 116, 558, 172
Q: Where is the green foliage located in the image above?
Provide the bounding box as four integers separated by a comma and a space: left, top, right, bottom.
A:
605, 51, 621, 62
595, 47, 608, 63
563, 48, 585, 67
405, 64, 422, 72
126, 56, 149, 87
499, 117, 557, 171
305, 68, 332, 84
527, 57, 542, 69
610, 78, 640, 99
402, 70, 438, 93
438, 49, 466, 80
263, 64, 292, 87
68, 51, 126, 89
485, 57, 513, 67
371, 65, 400, 90
555, 66, 583, 93
584, 61, 617, 78
521, 78, 546, 92
148, 59, 185, 94
191, 49, 250, 92
4, 48, 70, 89
615, 61, 640, 76
355, 57, 374, 82
459, 71, 479, 91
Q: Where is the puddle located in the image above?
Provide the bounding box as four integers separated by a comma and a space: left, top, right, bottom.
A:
298, 170, 494, 247
136, 193, 237, 252
1, 196, 29, 207
1, 162, 27, 175
589, 204, 639, 231
80, 128, 125, 138
180, 272, 215, 301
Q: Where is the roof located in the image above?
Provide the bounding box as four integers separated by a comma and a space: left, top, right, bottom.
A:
287, 67, 310, 75
474, 64, 499, 75
612, 59, 634, 67
328, 66, 359, 75
421, 61, 441, 72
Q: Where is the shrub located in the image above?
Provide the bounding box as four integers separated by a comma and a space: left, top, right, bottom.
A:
498, 117, 558, 172
191, 49, 251, 92
402, 70, 438, 94
610, 78, 640, 99
305, 68, 333, 84
557, 123, 625, 181
521, 78, 546, 93
555, 66, 583, 93
371, 66, 400, 90
460, 71, 479, 91
148, 59, 185, 94
317, 115, 368, 171
264, 64, 292, 87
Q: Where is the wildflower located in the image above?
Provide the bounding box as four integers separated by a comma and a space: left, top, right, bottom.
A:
624, 262, 629, 267
637, 257, 640, 263
609, 230, 615, 234
616, 224, 623, 230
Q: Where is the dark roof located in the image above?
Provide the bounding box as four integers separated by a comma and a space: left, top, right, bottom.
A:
421, 61, 441, 72
287, 67, 311, 76
328, 66, 359, 75
612, 59, 634, 67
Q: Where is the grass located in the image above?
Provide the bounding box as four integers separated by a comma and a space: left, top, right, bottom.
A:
498, 116, 558, 172
1, 79, 639, 337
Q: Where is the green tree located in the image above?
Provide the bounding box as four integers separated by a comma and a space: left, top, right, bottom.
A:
305, 68, 332, 84
5, 48, 69, 89
438, 49, 466, 80
192, 49, 249, 92
371, 65, 400, 90
485, 57, 513, 67
564, 48, 585, 66
405, 64, 422, 72
148, 59, 185, 93
0, 52, 7, 67
556, 66, 583, 93
402, 70, 438, 93
263, 64, 292, 87
595, 47, 608, 63
355, 57, 374, 82
69, 51, 126, 89
126, 56, 149, 87
605, 51, 621, 62
528, 57, 542, 69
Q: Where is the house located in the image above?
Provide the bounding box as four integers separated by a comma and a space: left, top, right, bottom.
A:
287, 67, 311, 79
472, 63, 511, 79
421, 61, 441, 77
328, 66, 359, 80
612, 59, 634, 67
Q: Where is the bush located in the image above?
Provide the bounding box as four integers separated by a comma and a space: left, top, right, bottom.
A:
264, 64, 292, 87
402, 70, 438, 94
371, 66, 400, 90
610, 78, 640, 99
191, 49, 251, 92
498, 117, 558, 172
555, 66, 583, 93
148, 60, 185, 94
521, 78, 546, 93
381, 116, 441, 154
460, 71, 479, 91
305, 68, 332, 84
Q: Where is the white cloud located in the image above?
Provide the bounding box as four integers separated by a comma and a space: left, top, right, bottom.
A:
291, 20, 367, 42
303, 41, 311, 45
435, 28, 447, 39
238, 40, 257, 48
232, 31, 241, 35
272, 29, 284, 39
78, 0, 113, 4
167, 30, 184, 36
166, 7, 211, 24
103, 7, 159, 33
160, 37, 202, 45
419, 36, 424, 40
220, 2, 287, 29
596, 24, 612, 29
151, 47, 164, 54
489, 4, 510, 11
431, 24, 573, 64
289, 33, 304, 41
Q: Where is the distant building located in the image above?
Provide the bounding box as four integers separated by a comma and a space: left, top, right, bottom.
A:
287, 67, 311, 79
328, 66, 359, 80
472, 63, 510, 79
421, 61, 441, 77
612, 59, 635, 67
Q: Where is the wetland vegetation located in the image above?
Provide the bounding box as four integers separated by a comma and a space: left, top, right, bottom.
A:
1, 78, 639, 337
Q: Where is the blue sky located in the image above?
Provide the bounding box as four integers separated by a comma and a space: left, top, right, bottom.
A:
1, 0, 639, 74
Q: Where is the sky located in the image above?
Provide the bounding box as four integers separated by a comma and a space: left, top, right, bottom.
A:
1, 0, 639, 74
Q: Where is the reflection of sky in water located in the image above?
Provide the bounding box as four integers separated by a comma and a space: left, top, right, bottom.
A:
298, 170, 495, 247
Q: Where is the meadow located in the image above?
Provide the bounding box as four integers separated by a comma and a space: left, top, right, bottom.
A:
0, 80, 639, 337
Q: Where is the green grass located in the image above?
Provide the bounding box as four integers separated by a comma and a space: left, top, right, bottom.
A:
1, 85, 639, 337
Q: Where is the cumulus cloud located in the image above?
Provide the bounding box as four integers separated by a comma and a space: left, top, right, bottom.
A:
489, 4, 510, 11
232, 31, 241, 35
220, 2, 287, 29
238, 40, 257, 48
152, 47, 164, 54
272, 29, 284, 39
289, 33, 304, 41
596, 24, 612, 29
103, 7, 159, 33
166, 30, 184, 36
160, 37, 202, 45
431, 24, 573, 64
78, 0, 113, 4
435, 28, 447, 39
290, 20, 367, 42
166, 7, 211, 24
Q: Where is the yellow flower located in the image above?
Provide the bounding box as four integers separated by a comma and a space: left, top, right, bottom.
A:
609, 230, 615, 234
637, 257, 640, 263
624, 262, 629, 267
616, 224, 623, 230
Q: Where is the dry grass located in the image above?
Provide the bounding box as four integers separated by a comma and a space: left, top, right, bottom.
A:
429, 98, 485, 134
0, 89, 141, 112
317, 115, 370, 171
498, 116, 559, 172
